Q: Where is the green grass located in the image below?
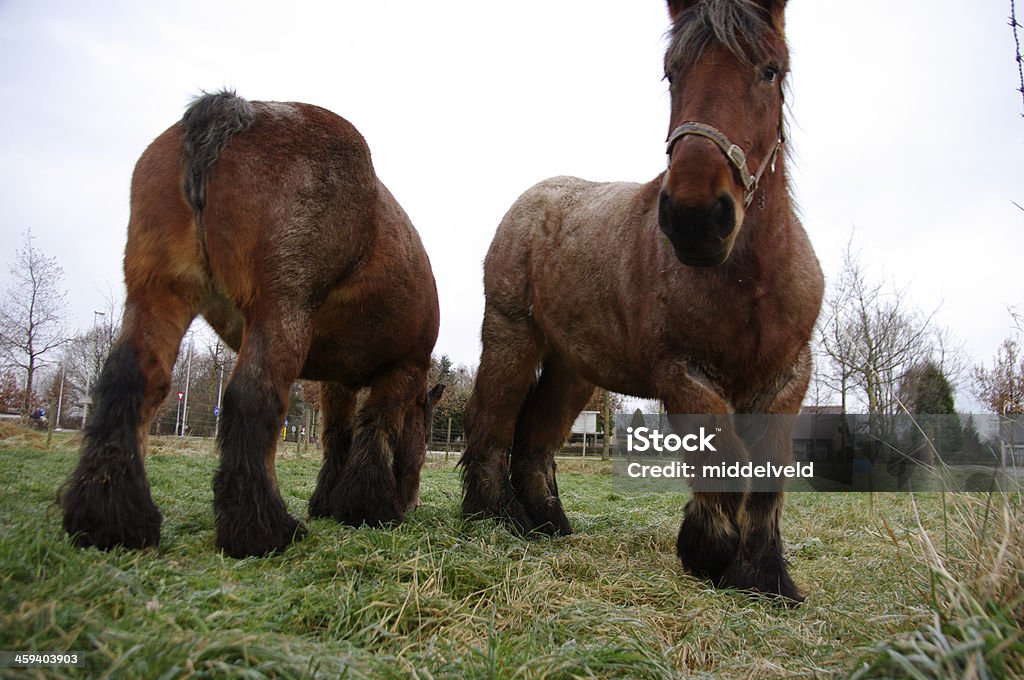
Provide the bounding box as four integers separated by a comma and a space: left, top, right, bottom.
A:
0, 433, 1019, 678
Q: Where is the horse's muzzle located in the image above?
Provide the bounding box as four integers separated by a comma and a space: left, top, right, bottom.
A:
657, 191, 737, 267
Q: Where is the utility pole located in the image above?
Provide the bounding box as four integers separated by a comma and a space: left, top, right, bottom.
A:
181, 332, 194, 436
81, 310, 106, 428
55, 366, 65, 430
601, 390, 611, 461
215, 342, 226, 439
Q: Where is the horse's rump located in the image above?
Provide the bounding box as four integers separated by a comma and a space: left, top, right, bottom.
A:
63, 90, 440, 559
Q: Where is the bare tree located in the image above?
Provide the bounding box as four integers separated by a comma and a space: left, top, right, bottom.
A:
815, 240, 933, 436
60, 296, 122, 417
0, 230, 70, 415
581, 388, 624, 460
974, 337, 1024, 414
299, 380, 321, 450
1011, 0, 1024, 116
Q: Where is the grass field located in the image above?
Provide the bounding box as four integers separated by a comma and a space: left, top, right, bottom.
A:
1, 427, 1021, 678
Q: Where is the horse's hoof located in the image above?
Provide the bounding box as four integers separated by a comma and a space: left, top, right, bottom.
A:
462, 494, 538, 536
308, 487, 333, 520
61, 475, 163, 551
510, 471, 573, 537
64, 506, 162, 552
520, 496, 573, 537
216, 514, 306, 558
329, 465, 404, 528
676, 508, 739, 582
717, 557, 805, 605
331, 499, 404, 528
213, 463, 308, 557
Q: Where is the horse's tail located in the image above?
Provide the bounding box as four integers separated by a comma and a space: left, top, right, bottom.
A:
180, 90, 255, 222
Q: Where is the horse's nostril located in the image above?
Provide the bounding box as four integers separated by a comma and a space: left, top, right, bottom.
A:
713, 194, 736, 239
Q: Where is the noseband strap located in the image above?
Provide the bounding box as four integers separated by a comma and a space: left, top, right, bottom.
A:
665, 122, 783, 208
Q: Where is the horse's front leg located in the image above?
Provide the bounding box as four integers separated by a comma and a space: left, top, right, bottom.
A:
309, 382, 356, 519
720, 350, 813, 604
328, 364, 425, 527
657, 364, 748, 587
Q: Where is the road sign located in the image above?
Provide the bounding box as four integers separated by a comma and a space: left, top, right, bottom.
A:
214, 407, 220, 416
177, 391, 184, 401
571, 411, 599, 434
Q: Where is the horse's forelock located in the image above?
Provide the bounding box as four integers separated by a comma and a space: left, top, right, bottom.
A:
666, 0, 784, 70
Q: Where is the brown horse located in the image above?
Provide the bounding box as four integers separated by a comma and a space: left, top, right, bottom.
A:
61, 91, 442, 558
460, 0, 822, 602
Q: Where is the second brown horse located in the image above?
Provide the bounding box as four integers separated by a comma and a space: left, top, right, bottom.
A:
460, 0, 822, 601
61, 91, 441, 558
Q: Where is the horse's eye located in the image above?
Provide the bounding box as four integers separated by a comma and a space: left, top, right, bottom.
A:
761, 65, 779, 84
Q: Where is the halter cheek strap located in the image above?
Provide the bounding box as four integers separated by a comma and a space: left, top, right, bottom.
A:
665, 121, 784, 208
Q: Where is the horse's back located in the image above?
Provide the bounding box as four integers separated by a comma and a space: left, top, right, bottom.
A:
482, 170, 820, 399
125, 100, 378, 295
484, 175, 654, 305
124, 95, 438, 385
490, 174, 657, 249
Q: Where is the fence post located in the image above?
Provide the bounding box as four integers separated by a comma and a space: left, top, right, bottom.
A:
445, 417, 453, 463
602, 391, 611, 461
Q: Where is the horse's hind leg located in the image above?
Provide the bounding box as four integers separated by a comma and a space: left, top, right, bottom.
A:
460, 308, 545, 533
508, 357, 594, 536
60, 289, 196, 550
212, 315, 309, 557
327, 363, 426, 527
308, 382, 356, 519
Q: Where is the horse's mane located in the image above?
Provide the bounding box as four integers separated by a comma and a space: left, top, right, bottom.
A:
666, 0, 784, 69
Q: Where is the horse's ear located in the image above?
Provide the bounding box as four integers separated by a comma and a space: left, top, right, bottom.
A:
765, 0, 787, 33
428, 383, 446, 405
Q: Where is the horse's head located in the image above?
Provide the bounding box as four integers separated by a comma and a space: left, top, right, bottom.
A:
423, 382, 446, 438
402, 382, 446, 511
658, 0, 788, 266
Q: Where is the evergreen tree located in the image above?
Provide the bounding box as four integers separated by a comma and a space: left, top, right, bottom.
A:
903, 360, 963, 457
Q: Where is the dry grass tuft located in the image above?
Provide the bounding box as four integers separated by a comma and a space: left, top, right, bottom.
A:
853, 489, 1024, 678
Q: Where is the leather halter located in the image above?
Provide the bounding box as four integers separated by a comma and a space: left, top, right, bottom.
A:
665, 120, 784, 208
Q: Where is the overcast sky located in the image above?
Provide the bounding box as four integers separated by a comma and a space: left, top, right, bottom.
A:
1, 1, 1021, 409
